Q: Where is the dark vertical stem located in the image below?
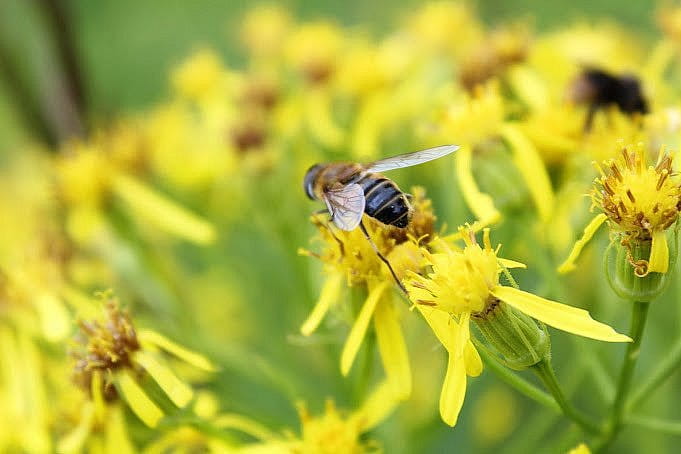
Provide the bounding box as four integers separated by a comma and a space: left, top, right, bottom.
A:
0, 41, 57, 146
37, 0, 87, 120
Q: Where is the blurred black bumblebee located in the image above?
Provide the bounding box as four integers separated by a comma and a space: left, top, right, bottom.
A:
569, 68, 648, 131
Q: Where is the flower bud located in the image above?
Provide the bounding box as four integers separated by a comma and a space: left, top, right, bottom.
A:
605, 230, 678, 301
473, 298, 551, 370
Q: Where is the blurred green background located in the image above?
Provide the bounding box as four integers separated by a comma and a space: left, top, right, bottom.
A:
0, 0, 658, 151
0, 1, 672, 453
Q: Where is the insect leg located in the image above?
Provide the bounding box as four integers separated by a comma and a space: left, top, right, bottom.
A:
584, 103, 598, 132
311, 210, 345, 256
359, 220, 407, 295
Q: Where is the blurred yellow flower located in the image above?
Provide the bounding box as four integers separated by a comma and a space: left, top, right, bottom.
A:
238, 381, 399, 454
60, 291, 216, 451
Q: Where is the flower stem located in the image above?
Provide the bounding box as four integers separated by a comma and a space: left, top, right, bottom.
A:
627, 334, 681, 411
531, 359, 601, 434
627, 415, 681, 436
473, 339, 559, 412
595, 300, 650, 451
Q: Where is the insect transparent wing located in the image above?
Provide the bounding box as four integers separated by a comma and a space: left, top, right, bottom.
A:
364, 145, 460, 173
323, 183, 366, 231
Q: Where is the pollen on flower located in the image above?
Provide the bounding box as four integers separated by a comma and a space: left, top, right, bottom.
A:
591, 144, 681, 241
70, 292, 140, 400
305, 187, 436, 286
406, 228, 501, 316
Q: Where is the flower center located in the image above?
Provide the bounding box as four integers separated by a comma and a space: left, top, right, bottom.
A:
407, 229, 501, 316
592, 145, 681, 239
71, 294, 140, 400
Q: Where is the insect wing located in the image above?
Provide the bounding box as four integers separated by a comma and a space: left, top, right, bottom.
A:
364, 145, 459, 173
323, 183, 366, 231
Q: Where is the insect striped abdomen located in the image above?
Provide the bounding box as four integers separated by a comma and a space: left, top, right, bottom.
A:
357, 174, 411, 228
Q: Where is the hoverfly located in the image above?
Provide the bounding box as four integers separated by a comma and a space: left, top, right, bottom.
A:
569, 68, 648, 131
303, 145, 459, 291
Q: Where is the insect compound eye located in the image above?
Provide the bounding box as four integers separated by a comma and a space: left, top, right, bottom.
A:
303, 164, 322, 200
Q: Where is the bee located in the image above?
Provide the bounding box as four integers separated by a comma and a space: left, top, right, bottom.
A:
569, 68, 648, 131
303, 145, 459, 291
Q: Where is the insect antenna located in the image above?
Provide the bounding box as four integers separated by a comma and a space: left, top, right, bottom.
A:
359, 220, 408, 295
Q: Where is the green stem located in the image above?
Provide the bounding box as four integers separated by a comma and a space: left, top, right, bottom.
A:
627, 415, 681, 436
532, 359, 601, 434
627, 335, 681, 411
595, 300, 650, 451
473, 339, 559, 412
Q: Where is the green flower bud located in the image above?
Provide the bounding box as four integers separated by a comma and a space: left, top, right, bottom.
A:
473, 298, 551, 370
604, 229, 678, 301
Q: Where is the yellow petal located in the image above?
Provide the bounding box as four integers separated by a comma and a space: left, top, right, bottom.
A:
374, 298, 411, 400
214, 413, 277, 441
134, 351, 194, 408
91, 370, 106, 422
440, 351, 466, 426
301, 273, 343, 336
415, 305, 455, 352
138, 329, 217, 371
19, 333, 50, 452
455, 145, 501, 226
506, 65, 549, 112
649, 230, 669, 273
567, 442, 592, 454
340, 281, 388, 376
116, 370, 164, 428
353, 380, 399, 431
56, 402, 94, 454
439, 313, 470, 427
112, 174, 216, 245
498, 258, 526, 269
558, 214, 608, 274
492, 286, 631, 343
500, 123, 554, 222
105, 405, 135, 454
464, 340, 482, 377
34, 291, 70, 342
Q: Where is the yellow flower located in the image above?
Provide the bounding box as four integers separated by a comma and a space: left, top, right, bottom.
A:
458, 22, 531, 92
285, 21, 344, 86
657, 4, 681, 45
406, 227, 630, 426
56, 137, 216, 245
560, 143, 680, 275
406, 2, 483, 57
568, 442, 592, 454
238, 381, 399, 454
240, 4, 292, 59
63, 291, 216, 448
171, 49, 226, 102
300, 188, 436, 400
